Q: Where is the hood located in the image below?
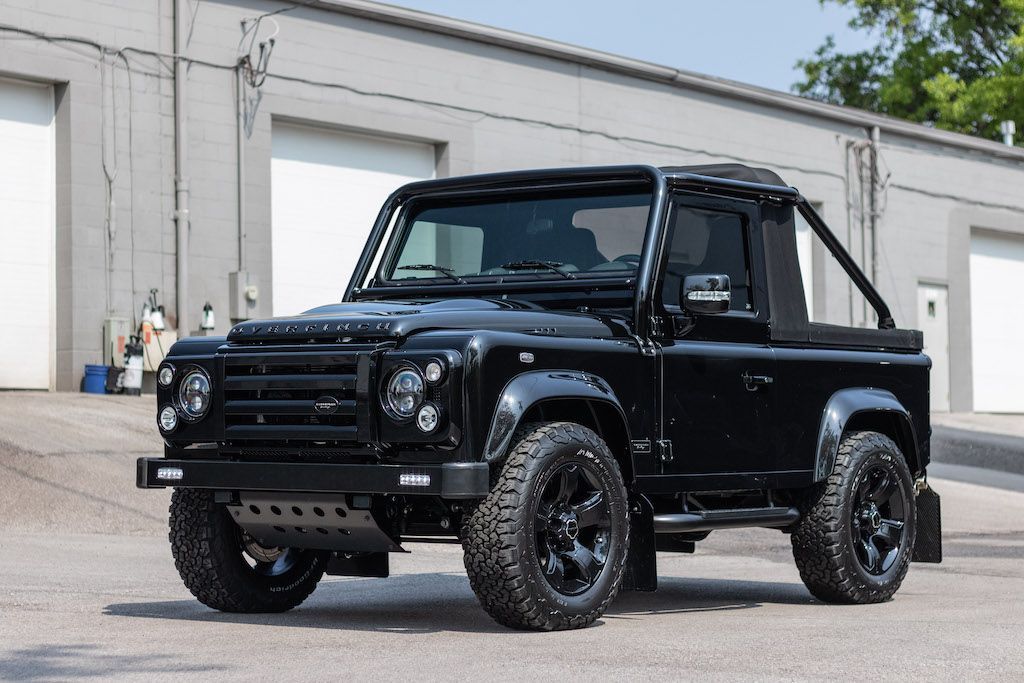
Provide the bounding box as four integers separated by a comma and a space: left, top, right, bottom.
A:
227, 298, 628, 343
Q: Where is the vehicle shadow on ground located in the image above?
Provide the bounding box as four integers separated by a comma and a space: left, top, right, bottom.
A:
103, 573, 814, 635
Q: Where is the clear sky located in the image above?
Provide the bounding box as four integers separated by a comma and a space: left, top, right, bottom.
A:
384, 0, 874, 93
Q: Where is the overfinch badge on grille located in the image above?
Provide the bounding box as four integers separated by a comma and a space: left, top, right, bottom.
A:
313, 396, 341, 414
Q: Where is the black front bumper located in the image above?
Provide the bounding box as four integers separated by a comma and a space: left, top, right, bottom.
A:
136, 457, 490, 499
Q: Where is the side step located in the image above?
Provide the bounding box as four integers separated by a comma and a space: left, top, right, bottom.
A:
653, 506, 799, 533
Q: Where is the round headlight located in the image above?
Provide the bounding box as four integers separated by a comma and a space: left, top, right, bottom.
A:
424, 360, 444, 384
158, 365, 175, 387
159, 405, 178, 432
416, 403, 439, 433
178, 370, 211, 418
385, 367, 424, 419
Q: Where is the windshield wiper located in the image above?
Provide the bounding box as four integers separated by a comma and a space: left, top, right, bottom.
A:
395, 264, 465, 284
499, 260, 576, 280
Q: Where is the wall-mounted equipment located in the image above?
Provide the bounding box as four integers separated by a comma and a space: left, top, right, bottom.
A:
229, 270, 260, 322
103, 317, 131, 368
201, 302, 216, 330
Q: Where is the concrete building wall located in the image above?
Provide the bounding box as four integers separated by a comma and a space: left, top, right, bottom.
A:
0, 0, 1022, 409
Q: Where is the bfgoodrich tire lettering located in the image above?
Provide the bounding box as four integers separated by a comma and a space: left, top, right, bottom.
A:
791, 430, 917, 604
461, 421, 630, 630
169, 488, 329, 613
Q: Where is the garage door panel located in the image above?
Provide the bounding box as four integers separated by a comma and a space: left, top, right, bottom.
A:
970, 231, 1024, 413
271, 123, 435, 317
0, 79, 54, 390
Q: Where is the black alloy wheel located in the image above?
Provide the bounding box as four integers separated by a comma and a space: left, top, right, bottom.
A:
535, 462, 613, 596
170, 488, 329, 613
851, 464, 907, 575
462, 421, 629, 630
791, 430, 917, 604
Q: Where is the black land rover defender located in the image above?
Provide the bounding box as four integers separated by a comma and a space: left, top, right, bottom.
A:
139, 164, 942, 630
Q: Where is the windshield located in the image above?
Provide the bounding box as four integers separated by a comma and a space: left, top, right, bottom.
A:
381, 189, 652, 283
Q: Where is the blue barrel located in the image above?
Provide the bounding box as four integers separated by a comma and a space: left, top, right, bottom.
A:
83, 364, 108, 394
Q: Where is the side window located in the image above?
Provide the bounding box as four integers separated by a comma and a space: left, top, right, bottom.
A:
661, 205, 752, 312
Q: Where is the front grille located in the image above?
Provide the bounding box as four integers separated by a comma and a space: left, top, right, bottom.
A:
222, 346, 373, 442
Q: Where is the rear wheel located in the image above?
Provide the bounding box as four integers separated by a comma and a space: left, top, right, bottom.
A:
169, 488, 329, 613
791, 430, 916, 604
461, 422, 629, 630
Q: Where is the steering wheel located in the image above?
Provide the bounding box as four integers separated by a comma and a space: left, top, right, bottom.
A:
613, 254, 641, 264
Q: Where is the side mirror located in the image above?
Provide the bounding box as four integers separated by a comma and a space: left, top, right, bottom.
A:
681, 274, 731, 314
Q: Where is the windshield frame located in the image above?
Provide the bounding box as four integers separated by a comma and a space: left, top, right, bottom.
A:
371, 182, 657, 289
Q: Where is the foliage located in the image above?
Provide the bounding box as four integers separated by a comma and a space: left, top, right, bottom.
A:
794, 0, 1024, 143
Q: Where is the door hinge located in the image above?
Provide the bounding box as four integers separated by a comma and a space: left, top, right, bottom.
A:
657, 439, 673, 463
649, 315, 665, 338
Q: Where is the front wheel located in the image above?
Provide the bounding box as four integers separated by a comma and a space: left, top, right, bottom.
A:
791, 430, 917, 604
461, 422, 630, 630
169, 488, 329, 613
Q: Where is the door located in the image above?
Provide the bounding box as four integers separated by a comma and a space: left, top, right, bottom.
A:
657, 196, 775, 481
271, 122, 435, 316
917, 283, 949, 412
970, 231, 1024, 412
0, 78, 54, 389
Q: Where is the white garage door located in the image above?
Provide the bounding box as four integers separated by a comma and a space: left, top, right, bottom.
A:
970, 231, 1024, 412
0, 79, 54, 389
271, 123, 435, 316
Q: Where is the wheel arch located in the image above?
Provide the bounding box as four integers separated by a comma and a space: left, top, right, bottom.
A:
814, 387, 921, 481
482, 370, 634, 483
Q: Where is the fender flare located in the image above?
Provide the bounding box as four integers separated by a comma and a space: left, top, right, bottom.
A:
482, 370, 632, 465
814, 387, 918, 481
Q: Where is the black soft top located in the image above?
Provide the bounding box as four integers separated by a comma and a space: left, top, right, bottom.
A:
660, 163, 787, 188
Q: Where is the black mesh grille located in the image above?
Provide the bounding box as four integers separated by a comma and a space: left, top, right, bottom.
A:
222, 346, 371, 442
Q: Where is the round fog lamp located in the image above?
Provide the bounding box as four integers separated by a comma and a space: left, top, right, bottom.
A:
424, 360, 444, 383
158, 365, 175, 387
416, 404, 439, 433
159, 405, 178, 432
178, 370, 211, 418
385, 368, 424, 419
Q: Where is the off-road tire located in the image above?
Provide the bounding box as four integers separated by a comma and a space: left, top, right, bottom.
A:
461, 421, 630, 630
791, 430, 917, 604
169, 488, 329, 613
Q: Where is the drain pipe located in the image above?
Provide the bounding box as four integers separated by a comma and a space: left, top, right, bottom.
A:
173, 0, 191, 335
869, 126, 880, 315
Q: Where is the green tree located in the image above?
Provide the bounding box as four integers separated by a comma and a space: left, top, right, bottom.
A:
794, 0, 1024, 144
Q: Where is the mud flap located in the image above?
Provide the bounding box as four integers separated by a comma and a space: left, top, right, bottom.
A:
912, 485, 942, 563
622, 494, 658, 591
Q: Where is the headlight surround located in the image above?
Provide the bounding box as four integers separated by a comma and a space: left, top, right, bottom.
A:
384, 366, 425, 419
177, 369, 212, 419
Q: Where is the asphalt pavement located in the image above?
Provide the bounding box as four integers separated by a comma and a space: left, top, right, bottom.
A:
1, 393, 1023, 680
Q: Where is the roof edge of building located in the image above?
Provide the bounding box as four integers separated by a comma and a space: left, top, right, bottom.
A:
307, 0, 1024, 163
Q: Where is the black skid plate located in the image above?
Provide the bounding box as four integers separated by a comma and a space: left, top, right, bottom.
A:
229, 492, 403, 553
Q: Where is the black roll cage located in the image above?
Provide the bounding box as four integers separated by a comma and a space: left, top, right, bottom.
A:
343, 165, 895, 339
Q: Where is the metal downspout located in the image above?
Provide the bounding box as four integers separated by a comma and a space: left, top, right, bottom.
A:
869, 125, 881, 317
174, 0, 190, 334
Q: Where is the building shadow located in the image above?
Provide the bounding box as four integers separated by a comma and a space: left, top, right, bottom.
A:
0, 643, 224, 680
103, 572, 815, 635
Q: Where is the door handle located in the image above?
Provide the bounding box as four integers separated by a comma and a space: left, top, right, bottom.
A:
742, 372, 774, 390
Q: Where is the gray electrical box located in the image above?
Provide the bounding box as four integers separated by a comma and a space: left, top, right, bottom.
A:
103, 317, 131, 368
229, 271, 260, 322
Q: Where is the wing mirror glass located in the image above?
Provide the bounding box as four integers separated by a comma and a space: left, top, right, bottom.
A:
681, 274, 731, 314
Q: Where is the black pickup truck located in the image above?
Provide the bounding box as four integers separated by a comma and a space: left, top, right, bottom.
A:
139, 164, 941, 631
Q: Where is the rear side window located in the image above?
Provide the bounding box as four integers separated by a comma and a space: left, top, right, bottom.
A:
661, 205, 752, 312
